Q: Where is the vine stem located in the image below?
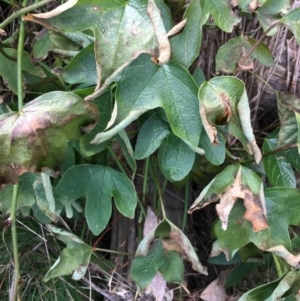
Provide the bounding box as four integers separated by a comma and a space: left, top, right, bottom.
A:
9, 2, 28, 299
9, 185, 20, 301
0, 0, 55, 29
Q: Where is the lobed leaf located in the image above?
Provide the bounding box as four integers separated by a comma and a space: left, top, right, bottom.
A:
54, 165, 137, 235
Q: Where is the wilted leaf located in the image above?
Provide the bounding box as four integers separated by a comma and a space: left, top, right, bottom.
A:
54, 165, 137, 235
134, 112, 170, 160
145, 272, 167, 301
158, 133, 195, 181
201, 0, 240, 32
0, 48, 45, 95
216, 35, 274, 73
170, 0, 202, 69
256, 0, 289, 36
214, 188, 300, 267
43, 225, 92, 282
199, 76, 262, 163
92, 53, 204, 155
0, 91, 98, 186
24, 0, 168, 95
143, 207, 158, 237
189, 164, 268, 232
263, 136, 296, 187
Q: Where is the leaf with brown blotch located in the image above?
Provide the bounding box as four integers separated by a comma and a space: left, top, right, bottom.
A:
189, 164, 268, 232
0, 91, 98, 187
199, 76, 262, 163
147, 0, 171, 65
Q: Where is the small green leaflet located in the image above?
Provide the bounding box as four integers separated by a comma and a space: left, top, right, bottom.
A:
54, 165, 137, 235
43, 225, 93, 282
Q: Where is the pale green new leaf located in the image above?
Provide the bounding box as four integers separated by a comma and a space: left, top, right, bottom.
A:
199, 76, 261, 163
216, 35, 274, 73
43, 225, 92, 282
92, 54, 203, 155
281, 7, 300, 45
201, 0, 240, 32
54, 165, 137, 235
170, 0, 202, 69
158, 133, 195, 181
263, 137, 296, 187
134, 112, 170, 160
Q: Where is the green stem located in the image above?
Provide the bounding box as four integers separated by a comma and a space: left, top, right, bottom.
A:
94, 248, 133, 257
182, 176, 189, 230
247, 70, 277, 93
17, 14, 26, 110
240, 143, 297, 164
142, 157, 149, 205
0, 0, 55, 29
9, 185, 20, 301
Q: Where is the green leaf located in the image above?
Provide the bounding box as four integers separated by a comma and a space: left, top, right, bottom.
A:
32, 31, 52, 60
159, 251, 184, 283
225, 262, 259, 288
199, 129, 225, 165
93, 54, 203, 155
281, 7, 300, 45
158, 133, 195, 181
134, 112, 170, 160
239, 271, 300, 301
263, 137, 296, 187
256, 0, 290, 36
155, 220, 171, 238
0, 173, 39, 215
130, 240, 166, 289
54, 165, 137, 235
216, 35, 274, 73
201, 0, 240, 32
0, 48, 45, 95
277, 92, 300, 149
0, 91, 98, 186
214, 188, 300, 267
199, 76, 261, 163
25, 0, 168, 90
238, 275, 283, 301
116, 129, 137, 176
43, 225, 93, 282
53, 43, 97, 85
170, 0, 202, 69
192, 67, 206, 86
79, 90, 112, 157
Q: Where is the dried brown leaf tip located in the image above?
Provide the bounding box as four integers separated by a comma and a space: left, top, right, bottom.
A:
147, 0, 170, 64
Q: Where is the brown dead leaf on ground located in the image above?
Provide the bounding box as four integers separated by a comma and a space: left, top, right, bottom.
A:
200, 271, 228, 301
